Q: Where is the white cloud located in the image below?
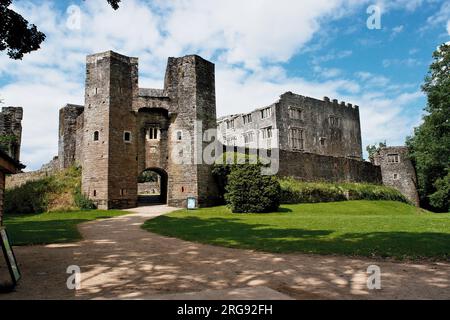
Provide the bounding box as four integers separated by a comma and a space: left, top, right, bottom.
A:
447, 20, 450, 34
382, 58, 423, 68
390, 25, 404, 38
422, 1, 450, 33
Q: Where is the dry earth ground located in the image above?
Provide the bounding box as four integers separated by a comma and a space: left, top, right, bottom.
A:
1, 205, 449, 300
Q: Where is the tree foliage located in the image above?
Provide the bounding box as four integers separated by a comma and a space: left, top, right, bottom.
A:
406, 43, 450, 212
366, 141, 386, 160
0, 0, 121, 60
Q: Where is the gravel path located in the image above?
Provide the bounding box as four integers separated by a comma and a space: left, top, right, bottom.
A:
2, 205, 449, 300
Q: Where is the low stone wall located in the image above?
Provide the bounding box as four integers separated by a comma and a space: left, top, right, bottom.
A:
277, 150, 382, 184
138, 182, 160, 195
5, 157, 60, 189
6, 169, 51, 189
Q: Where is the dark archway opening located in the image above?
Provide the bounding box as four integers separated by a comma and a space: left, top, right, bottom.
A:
137, 168, 168, 205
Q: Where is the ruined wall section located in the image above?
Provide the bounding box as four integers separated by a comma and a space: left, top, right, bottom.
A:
373, 146, 420, 206
0, 106, 23, 161
58, 104, 84, 169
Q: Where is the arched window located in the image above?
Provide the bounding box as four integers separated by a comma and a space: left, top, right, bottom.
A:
93, 131, 99, 141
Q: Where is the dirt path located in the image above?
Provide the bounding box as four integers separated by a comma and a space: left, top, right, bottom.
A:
1, 205, 449, 300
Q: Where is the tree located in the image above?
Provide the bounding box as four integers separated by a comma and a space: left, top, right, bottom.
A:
366, 141, 386, 160
406, 43, 450, 212
0, 0, 121, 60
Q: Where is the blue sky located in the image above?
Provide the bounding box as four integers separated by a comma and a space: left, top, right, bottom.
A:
0, 0, 449, 170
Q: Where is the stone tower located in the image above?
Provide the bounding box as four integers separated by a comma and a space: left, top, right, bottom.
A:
372, 146, 420, 206
0, 106, 23, 161
162, 55, 219, 207
82, 52, 139, 209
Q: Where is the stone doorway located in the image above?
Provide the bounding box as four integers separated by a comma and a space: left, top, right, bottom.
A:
137, 168, 168, 205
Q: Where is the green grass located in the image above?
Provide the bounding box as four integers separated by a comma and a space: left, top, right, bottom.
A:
4, 210, 128, 246
142, 201, 450, 260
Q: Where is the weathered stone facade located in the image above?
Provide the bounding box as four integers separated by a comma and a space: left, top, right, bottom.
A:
58, 104, 84, 169
372, 146, 420, 206
218, 92, 362, 160
0, 107, 23, 161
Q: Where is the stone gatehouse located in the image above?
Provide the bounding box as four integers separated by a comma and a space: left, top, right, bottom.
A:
3, 51, 420, 208
57, 51, 220, 209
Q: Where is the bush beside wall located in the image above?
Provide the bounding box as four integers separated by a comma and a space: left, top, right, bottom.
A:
4, 166, 94, 214
224, 164, 281, 213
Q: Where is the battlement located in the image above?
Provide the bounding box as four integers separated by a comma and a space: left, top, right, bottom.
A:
86, 50, 138, 65
280, 92, 359, 110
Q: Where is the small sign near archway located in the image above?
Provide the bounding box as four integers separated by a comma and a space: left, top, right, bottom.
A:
0, 227, 21, 287
187, 197, 197, 210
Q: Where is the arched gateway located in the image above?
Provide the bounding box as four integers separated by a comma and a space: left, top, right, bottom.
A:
138, 168, 168, 205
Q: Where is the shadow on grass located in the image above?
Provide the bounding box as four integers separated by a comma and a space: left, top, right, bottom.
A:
5, 219, 88, 245
143, 216, 450, 260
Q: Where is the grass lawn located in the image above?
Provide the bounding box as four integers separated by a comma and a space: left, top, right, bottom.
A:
142, 201, 450, 260
4, 210, 128, 246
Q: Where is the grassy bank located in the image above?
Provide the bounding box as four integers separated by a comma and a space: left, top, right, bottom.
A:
279, 178, 408, 204
142, 201, 449, 260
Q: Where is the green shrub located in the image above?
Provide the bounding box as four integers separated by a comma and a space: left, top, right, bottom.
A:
279, 177, 409, 204
212, 152, 262, 204
73, 186, 96, 210
4, 177, 55, 214
225, 164, 281, 213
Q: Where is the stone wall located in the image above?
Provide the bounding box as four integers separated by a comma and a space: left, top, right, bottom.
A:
5, 157, 59, 189
372, 146, 420, 206
138, 182, 160, 195
277, 149, 382, 183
